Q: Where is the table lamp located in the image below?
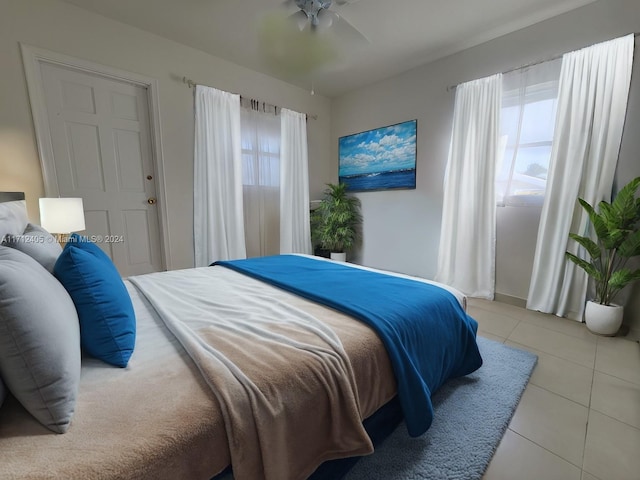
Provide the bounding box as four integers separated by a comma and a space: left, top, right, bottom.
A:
39, 197, 86, 242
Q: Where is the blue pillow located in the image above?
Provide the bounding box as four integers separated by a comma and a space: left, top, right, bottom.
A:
66, 233, 113, 265
54, 234, 136, 367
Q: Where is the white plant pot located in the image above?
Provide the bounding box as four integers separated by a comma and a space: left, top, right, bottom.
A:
330, 252, 347, 262
584, 300, 624, 336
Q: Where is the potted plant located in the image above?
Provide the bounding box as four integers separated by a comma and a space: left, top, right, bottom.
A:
311, 182, 362, 262
565, 176, 640, 335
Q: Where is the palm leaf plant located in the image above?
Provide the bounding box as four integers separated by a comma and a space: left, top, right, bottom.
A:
565, 176, 640, 306
311, 182, 362, 254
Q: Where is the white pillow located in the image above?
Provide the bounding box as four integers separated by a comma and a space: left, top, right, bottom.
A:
0, 200, 28, 243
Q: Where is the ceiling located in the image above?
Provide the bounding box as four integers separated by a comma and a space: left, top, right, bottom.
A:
59, 0, 597, 97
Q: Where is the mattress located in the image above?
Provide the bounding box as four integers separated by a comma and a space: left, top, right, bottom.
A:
0, 266, 400, 479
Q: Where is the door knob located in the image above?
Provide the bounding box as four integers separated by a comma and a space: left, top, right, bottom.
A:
147, 197, 157, 205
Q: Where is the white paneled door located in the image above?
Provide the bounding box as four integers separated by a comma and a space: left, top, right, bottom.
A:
40, 62, 162, 276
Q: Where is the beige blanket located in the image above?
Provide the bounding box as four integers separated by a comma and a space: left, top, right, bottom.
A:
0, 283, 230, 480
0, 271, 399, 479
130, 266, 374, 480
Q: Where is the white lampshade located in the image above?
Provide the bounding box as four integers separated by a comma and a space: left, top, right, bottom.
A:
39, 197, 86, 234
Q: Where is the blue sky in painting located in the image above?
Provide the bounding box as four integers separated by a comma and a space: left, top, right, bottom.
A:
339, 120, 417, 177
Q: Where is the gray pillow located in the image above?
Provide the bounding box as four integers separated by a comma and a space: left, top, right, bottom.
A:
2, 223, 62, 273
0, 246, 81, 433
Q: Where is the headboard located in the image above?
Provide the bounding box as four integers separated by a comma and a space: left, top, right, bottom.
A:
0, 192, 26, 202
0, 192, 28, 241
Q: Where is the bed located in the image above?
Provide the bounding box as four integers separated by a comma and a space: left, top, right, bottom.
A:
0, 193, 482, 480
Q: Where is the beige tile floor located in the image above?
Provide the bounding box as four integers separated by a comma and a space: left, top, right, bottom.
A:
467, 298, 640, 480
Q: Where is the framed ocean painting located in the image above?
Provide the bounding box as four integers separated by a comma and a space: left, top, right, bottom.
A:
339, 120, 417, 192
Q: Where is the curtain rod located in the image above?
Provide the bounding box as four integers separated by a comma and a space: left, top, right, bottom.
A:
446, 32, 639, 92
182, 76, 318, 120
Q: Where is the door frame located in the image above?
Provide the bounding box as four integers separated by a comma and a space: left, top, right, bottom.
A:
21, 43, 171, 270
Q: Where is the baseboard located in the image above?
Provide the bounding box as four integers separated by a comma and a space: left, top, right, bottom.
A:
494, 293, 527, 309
625, 326, 640, 343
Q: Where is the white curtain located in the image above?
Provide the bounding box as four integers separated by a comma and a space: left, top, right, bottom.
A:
435, 74, 502, 299
527, 34, 634, 319
241, 106, 281, 258
193, 85, 246, 267
280, 108, 312, 254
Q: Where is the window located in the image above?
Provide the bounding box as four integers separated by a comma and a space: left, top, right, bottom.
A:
241, 107, 280, 187
497, 58, 562, 206
240, 106, 281, 257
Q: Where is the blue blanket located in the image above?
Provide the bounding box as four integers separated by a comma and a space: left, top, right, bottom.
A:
213, 255, 482, 436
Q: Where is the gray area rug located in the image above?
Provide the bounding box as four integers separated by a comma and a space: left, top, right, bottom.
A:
344, 337, 537, 480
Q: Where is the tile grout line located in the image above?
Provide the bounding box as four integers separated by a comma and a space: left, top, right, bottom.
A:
505, 427, 585, 471
527, 377, 591, 409
474, 301, 638, 480
510, 320, 597, 346
580, 351, 596, 477
509, 341, 592, 407
506, 338, 596, 372
509, 382, 590, 470
507, 314, 591, 475
592, 353, 640, 388
480, 302, 639, 352
504, 336, 594, 370
591, 367, 640, 387
587, 406, 640, 433
470, 300, 631, 346
469, 311, 520, 338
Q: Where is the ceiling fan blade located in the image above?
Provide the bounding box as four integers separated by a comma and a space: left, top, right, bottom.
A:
259, 0, 367, 78
259, 11, 339, 77
331, 12, 369, 45
316, 9, 335, 28
287, 10, 311, 31
314, 9, 367, 45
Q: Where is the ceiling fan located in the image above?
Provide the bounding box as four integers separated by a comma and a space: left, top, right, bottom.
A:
286, 0, 366, 40
260, 0, 367, 78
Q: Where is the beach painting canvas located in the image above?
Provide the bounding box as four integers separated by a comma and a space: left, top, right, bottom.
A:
339, 120, 417, 192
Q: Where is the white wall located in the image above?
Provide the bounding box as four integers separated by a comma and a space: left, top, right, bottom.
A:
0, 0, 332, 270
331, 0, 640, 328
2, 0, 639, 329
